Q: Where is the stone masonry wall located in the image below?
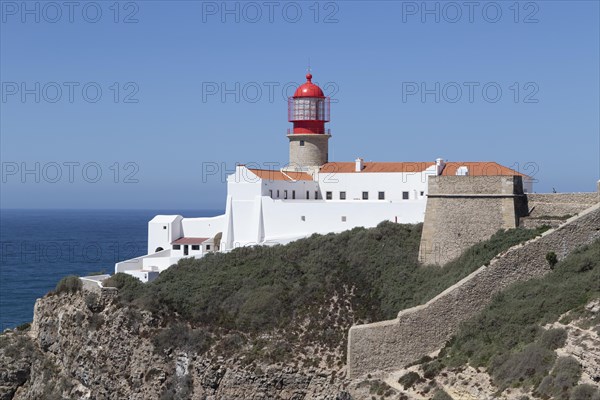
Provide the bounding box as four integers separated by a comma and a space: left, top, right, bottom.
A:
526, 193, 599, 218
419, 176, 527, 266
347, 203, 600, 378
287, 134, 330, 168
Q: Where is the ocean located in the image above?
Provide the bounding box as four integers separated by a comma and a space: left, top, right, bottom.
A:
0, 209, 222, 330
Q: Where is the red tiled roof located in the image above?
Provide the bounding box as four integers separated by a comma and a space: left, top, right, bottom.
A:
248, 169, 313, 181
320, 162, 435, 173
441, 162, 528, 177
171, 237, 209, 245
319, 161, 528, 177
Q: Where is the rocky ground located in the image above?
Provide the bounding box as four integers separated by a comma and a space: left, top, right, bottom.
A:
1, 289, 598, 400
0, 289, 352, 400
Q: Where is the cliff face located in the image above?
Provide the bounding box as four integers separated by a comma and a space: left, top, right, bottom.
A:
1, 290, 350, 400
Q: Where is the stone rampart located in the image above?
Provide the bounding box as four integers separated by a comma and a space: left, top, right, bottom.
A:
418, 176, 528, 266
348, 204, 600, 378
526, 192, 598, 218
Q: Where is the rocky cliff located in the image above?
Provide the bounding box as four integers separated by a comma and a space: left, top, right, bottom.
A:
1, 289, 351, 400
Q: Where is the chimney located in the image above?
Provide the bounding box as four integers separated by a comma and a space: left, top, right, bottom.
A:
435, 158, 445, 176
355, 158, 364, 172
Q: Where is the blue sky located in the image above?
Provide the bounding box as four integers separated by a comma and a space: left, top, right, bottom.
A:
1, 0, 598, 209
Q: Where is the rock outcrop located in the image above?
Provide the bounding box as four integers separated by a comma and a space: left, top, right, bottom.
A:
1, 290, 351, 400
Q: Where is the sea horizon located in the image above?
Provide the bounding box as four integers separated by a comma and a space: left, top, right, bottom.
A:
0, 208, 224, 330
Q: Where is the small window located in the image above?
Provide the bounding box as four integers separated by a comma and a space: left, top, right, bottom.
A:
362, 191, 369, 200
341, 216, 347, 222
173, 244, 181, 250
300, 140, 305, 146
315, 191, 319, 199
402, 191, 409, 200
420, 191, 425, 196
301, 216, 306, 221
191, 245, 200, 251
292, 190, 296, 199
378, 191, 385, 200
277, 190, 280, 198
306, 190, 310, 199
163, 226, 167, 230
340, 191, 346, 200
269, 189, 273, 198
326, 191, 332, 200
206, 244, 211, 250
284, 190, 288, 199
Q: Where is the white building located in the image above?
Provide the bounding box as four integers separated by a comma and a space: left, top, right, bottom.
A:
116, 73, 532, 282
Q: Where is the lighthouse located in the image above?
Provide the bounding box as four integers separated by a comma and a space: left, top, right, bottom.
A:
287, 73, 331, 170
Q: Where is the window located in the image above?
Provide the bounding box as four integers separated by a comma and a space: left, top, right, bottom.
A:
341, 216, 347, 222
284, 190, 288, 199
184, 245, 189, 256
340, 191, 346, 200
163, 226, 167, 230
269, 189, 273, 198
362, 191, 369, 200
192, 245, 200, 251
315, 191, 319, 199
326, 191, 332, 200
277, 190, 280, 198
292, 190, 296, 199
378, 191, 385, 200
402, 191, 409, 200
173, 244, 181, 250
206, 244, 211, 250
300, 140, 305, 146
301, 216, 306, 221
420, 191, 425, 196
306, 191, 310, 199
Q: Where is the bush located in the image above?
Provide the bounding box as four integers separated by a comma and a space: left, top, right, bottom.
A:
444, 240, 600, 376
535, 356, 582, 399
570, 384, 600, 400
103, 273, 146, 303
432, 389, 453, 400
398, 371, 421, 389
539, 328, 567, 350
422, 360, 444, 379
489, 343, 556, 389
152, 323, 211, 355
546, 251, 558, 268
55, 275, 82, 294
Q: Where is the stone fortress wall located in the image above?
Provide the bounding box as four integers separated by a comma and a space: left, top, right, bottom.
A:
348, 202, 600, 378
418, 175, 529, 266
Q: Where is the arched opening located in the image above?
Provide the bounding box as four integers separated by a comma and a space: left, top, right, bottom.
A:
155, 247, 164, 253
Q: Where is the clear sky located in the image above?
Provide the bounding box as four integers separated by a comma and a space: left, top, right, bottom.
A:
1, 0, 598, 209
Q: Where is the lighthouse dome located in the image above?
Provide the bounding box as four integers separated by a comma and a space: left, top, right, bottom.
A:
293, 73, 325, 98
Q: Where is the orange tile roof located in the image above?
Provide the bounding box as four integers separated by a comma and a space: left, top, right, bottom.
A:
320, 162, 435, 173
248, 168, 313, 181
441, 162, 528, 177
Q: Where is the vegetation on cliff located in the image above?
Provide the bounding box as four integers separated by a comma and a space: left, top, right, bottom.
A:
103, 222, 547, 366
411, 239, 600, 398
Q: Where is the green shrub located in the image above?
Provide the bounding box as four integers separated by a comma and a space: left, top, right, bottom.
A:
103, 273, 146, 303
55, 275, 82, 294
152, 323, 211, 355
535, 356, 582, 399
570, 384, 600, 400
422, 360, 444, 379
489, 343, 556, 389
444, 240, 600, 376
398, 371, 421, 389
432, 389, 453, 400
539, 328, 567, 350
16, 322, 31, 332
546, 251, 558, 268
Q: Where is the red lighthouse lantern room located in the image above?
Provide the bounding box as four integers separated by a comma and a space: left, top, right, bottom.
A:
288, 73, 330, 134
